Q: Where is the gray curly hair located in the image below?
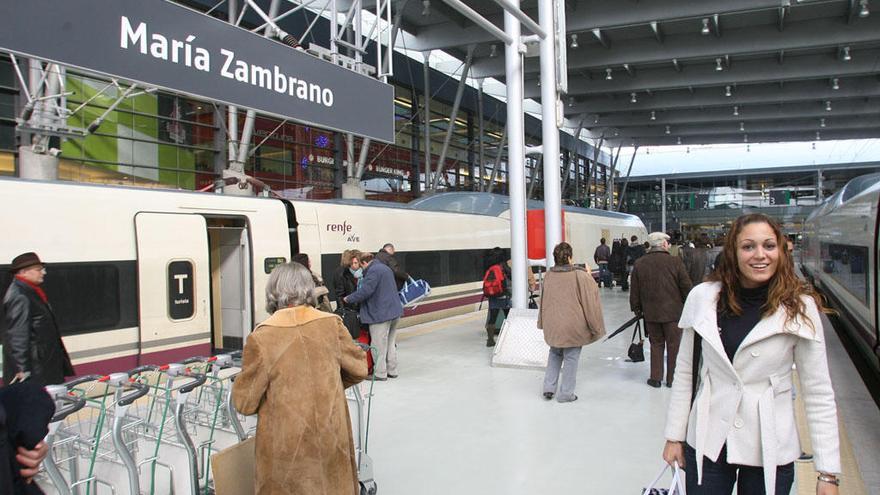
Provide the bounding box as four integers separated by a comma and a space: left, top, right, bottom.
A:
265, 262, 316, 313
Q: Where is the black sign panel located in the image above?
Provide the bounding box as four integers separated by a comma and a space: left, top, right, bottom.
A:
264, 257, 286, 274
0, 0, 395, 142
168, 260, 194, 320
694, 194, 710, 209
769, 190, 789, 206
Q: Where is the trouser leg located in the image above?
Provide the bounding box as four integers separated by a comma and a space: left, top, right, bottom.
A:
684, 444, 736, 494
485, 308, 499, 346
557, 346, 583, 402
664, 322, 683, 385
386, 317, 400, 376
645, 321, 666, 382
543, 347, 564, 395
369, 321, 391, 378
735, 461, 795, 495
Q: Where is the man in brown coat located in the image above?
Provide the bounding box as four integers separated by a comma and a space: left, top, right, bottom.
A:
630, 232, 692, 388
538, 242, 606, 403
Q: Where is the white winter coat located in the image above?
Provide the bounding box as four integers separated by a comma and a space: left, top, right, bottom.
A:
664, 282, 840, 495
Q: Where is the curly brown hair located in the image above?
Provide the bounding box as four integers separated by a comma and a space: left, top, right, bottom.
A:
707, 213, 826, 326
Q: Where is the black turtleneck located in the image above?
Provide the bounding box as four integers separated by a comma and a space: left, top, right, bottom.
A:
718, 284, 769, 362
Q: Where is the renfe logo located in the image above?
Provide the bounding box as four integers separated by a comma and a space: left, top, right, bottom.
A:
326, 221, 359, 242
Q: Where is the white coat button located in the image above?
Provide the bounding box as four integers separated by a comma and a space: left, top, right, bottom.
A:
734, 418, 744, 428
750, 350, 760, 357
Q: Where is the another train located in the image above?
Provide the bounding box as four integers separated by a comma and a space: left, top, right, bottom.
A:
801, 172, 880, 382
0, 178, 646, 376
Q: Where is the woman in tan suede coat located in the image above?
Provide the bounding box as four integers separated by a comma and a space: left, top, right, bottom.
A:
233, 262, 368, 495
538, 242, 606, 403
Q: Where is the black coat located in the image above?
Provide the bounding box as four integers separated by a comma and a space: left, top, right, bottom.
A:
0, 382, 56, 495
332, 265, 360, 311
375, 251, 408, 290
2, 280, 74, 386
626, 244, 646, 266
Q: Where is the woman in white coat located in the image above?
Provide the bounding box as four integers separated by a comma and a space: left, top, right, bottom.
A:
662, 213, 840, 495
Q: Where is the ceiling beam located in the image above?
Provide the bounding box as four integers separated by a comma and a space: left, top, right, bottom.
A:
563, 77, 880, 115
611, 114, 880, 138
593, 28, 610, 48
527, 48, 880, 98
405, 0, 790, 51
616, 128, 880, 147
469, 15, 880, 79
650, 21, 664, 43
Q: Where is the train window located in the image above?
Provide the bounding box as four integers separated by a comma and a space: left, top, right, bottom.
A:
820, 242, 869, 304
403, 251, 444, 288
0, 261, 139, 336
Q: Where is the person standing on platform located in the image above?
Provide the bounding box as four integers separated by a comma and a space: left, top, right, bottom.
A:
344, 252, 404, 380
3, 252, 73, 386
292, 253, 333, 312
630, 233, 692, 388
333, 249, 362, 310
376, 243, 409, 291
617, 238, 631, 291
482, 247, 512, 347
625, 235, 646, 289
683, 236, 710, 286
593, 238, 612, 288
538, 242, 606, 403
662, 213, 840, 495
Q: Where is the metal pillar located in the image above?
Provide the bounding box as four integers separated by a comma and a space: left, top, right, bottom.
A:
816, 169, 823, 201
410, 86, 421, 195
486, 127, 506, 194
423, 52, 432, 192
606, 144, 622, 209
477, 80, 485, 192
661, 177, 667, 233
617, 146, 639, 211
538, 0, 561, 264
431, 46, 475, 191
505, 5, 528, 310
586, 137, 603, 207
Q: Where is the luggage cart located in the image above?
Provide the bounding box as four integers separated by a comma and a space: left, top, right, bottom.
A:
350, 344, 378, 495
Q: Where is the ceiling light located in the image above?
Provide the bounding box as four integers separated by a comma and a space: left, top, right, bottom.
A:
665, 125, 671, 135
715, 57, 723, 71
568, 97, 575, 107
570, 34, 579, 49
489, 44, 498, 58
630, 92, 637, 103
650, 111, 656, 121
841, 46, 852, 61
605, 68, 613, 80
733, 105, 739, 116
739, 122, 745, 131
820, 118, 826, 128
701, 18, 711, 35
859, 0, 869, 18
831, 78, 840, 90
593, 115, 599, 124
816, 131, 821, 140
676, 137, 682, 145
686, 147, 690, 154
421, 0, 430, 17
825, 100, 832, 111
747, 144, 751, 152
725, 85, 732, 97
743, 134, 748, 143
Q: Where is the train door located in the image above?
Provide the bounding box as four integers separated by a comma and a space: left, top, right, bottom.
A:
206, 218, 252, 351
134, 213, 211, 364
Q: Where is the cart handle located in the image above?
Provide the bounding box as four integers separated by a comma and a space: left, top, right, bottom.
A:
180, 356, 207, 365
50, 395, 86, 423
118, 382, 150, 406
179, 373, 207, 394
127, 365, 160, 376
64, 374, 104, 389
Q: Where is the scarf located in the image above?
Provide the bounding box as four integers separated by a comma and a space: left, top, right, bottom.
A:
15, 275, 48, 304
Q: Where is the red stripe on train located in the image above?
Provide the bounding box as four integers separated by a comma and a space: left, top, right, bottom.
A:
403, 293, 483, 317
72, 342, 212, 376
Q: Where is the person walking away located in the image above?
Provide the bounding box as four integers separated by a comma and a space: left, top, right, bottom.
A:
233, 262, 367, 494
344, 252, 404, 380
375, 243, 409, 290
593, 238, 612, 288
630, 233, 692, 388
482, 247, 511, 346
617, 238, 631, 291
3, 252, 73, 386
625, 235, 646, 291
662, 213, 840, 495
609, 239, 625, 288
539, 242, 605, 403
291, 253, 333, 312
683, 237, 709, 286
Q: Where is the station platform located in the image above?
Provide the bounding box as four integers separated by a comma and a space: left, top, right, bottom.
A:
367, 288, 880, 495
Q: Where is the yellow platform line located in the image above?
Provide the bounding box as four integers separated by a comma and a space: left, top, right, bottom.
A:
794, 371, 866, 494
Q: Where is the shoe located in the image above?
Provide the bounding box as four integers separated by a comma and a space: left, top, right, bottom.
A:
543, 392, 554, 400
388, 374, 398, 379
647, 379, 662, 388
797, 452, 813, 462
665, 381, 673, 388
368, 375, 387, 381
558, 394, 578, 403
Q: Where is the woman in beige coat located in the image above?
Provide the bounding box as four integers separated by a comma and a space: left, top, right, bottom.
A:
662, 214, 839, 495
537, 242, 606, 403
233, 262, 368, 495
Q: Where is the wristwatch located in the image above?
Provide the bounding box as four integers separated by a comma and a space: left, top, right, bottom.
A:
817, 473, 840, 486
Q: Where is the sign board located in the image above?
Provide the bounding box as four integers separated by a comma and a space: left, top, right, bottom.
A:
692, 194, 710, 209
769, 190, 790, 206
168, 260, 194, 320
0, 0, 395, 142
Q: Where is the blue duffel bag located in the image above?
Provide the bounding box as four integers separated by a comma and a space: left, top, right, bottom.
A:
399, 277, 431, 307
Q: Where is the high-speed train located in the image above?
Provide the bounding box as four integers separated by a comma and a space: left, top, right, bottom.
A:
801, 172, 880, 382
0, 178, 646, 376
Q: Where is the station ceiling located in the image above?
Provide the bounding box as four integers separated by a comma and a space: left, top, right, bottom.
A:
379, 0, 880, 147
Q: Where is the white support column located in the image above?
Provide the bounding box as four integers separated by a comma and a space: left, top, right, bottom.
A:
505, 5, 528, 310
661, 177, 667, 233
538, 0, 561, 267
477, 79, 485, 192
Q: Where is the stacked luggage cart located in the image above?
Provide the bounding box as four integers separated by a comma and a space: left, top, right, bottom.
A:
35, 352, 377, 495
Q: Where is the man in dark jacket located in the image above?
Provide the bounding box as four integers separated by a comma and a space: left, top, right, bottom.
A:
629, 234, 692, 389
344, 252, 404, 380
3, 252, 73, 386
375, 243, 408, 290
593, 238, 612, 288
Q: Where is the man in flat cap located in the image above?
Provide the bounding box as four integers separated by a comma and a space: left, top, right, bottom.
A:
629, 233, 692, 389
3, 252, 73, 386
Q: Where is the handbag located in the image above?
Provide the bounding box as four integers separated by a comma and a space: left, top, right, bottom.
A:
641, 462, 686, 495
335, 306, 361, 339
627, 319, 645, 362
399, 277, 431, 307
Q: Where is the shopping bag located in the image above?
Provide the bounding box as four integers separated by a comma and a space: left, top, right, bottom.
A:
641, 462, 686, 495
335, 306, 361, 339
399, 277, 431, 307
628, 320, 645, 362
212, 436, 255, 495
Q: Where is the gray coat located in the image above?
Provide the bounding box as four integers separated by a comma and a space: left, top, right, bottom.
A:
345, 260, 404, 324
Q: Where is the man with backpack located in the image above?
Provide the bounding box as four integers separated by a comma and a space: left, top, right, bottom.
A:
482, 247, 512, 347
